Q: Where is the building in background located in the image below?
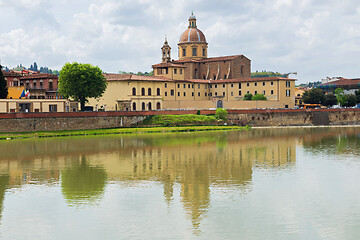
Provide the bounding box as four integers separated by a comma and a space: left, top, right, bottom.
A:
88, 13, 296, 111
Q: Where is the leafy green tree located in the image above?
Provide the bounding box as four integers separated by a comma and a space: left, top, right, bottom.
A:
335, 88, 347, 107
215, 108, 228, 119
323, 93, 337, 107
0, 65, 8, 99
302, 88, 325, 104
251, 94, 267, 101
59, 62, 107, 111
355, 90, 360, 104
243, 93, 253, 100
345, 94, 357, 107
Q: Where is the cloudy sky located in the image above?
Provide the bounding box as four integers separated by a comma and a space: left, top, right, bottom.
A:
0, 0, 359, 83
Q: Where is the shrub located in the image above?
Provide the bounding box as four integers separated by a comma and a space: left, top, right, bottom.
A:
215, 108, 228, 120
251, 94, 267, 101
243, 93, 253, 100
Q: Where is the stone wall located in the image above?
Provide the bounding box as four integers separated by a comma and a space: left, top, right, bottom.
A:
0, 109, 359, 133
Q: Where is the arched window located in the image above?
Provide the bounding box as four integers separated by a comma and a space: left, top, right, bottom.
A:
148, 102, 152, 110
132, 87, 136, 96
141, 88, 145, 96
156, 102, 161, 110
132, 102, 136, 111
157, 88, 160, 96
148, 88, 152, 96
142, 102, 145, 110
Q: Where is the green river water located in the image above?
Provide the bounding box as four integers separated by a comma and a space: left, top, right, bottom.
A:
0, 127, 359, 240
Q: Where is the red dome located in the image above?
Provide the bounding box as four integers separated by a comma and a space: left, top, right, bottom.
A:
179, 28, 206, 43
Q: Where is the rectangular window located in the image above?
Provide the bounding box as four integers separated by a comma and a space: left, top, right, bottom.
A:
165, 92, 168, 96
271, 82, 274, 86
271, 90, 274, 95
223, 92, 225, 96
177, 92, 180, 96
192, 48, 197, 56
192, 84, 194, 88
224, 74, 227, 79
192, 92, 194, 97
231, 92, 233, 96
171, 90, 174, 96
184, 92, 186, 96
286, 90, 290, 97
203, 48, 206, 56
215, 85, 217, 88
198, 92, 200, 97
188, 84, 190, 88
184, 84, 186, 88
247, 83, 249, 87
165, 83, 167, 88
241, 66, 244, 74
263, 90, 266, 94
286, 81, 291, 87
165, 68, 168, 74
239, 91, 242, 96
183, 49, 186, 56
239, 83, 241, 89
223, 84, 225, 88
263, 82, 265, 86
198, 84, 200, 89
205, 92, 207, 96
174, 69, 177, 74
231, 84, 233, 88
255, 91, 257, 95
49, 105, 57, 112
215, 92, 217, 96
177, 84, 180, 88
180, 69, 183, 74
255, 82, 257, 86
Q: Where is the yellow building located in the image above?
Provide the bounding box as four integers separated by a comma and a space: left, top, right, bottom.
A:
88, 13, 296, 111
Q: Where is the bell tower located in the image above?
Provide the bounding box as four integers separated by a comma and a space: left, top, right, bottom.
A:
161, 37, 171, 63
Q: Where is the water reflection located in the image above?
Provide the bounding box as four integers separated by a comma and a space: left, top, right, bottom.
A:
0, 129, 302, 231
61, 156, 107, 206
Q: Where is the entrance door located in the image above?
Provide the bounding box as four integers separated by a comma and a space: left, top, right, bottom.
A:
19, 103, 31, 112
217, 100, 223, 108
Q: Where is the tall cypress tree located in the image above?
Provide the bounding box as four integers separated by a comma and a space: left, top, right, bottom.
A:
0, 65, 8, 99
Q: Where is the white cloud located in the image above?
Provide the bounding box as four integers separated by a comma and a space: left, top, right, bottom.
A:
0, 0, 360, 82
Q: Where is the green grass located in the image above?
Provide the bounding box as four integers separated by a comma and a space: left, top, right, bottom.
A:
0, 126, 250, 141
142, 114, 217, 126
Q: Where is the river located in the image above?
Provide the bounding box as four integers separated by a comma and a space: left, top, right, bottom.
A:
0, 127, 359, 239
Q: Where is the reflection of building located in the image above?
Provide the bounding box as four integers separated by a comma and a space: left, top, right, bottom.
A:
0, 130, 296, 230
88, 13, 296, 111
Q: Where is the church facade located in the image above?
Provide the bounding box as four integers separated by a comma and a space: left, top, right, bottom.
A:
88, 13, 295, 111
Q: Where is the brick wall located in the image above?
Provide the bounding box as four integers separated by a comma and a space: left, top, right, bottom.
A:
0, 109, 359, 133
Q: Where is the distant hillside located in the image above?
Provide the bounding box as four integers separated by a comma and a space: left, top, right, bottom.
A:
3, 62, 59, 76
251, 71, 289, 78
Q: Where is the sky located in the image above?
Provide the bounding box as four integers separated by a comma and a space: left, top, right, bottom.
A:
0, 0, 359, 84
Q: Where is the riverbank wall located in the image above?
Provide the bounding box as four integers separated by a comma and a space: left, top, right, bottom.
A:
0, 108, 359, 133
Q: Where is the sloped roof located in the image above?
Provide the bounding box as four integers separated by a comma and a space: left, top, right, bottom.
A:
20, 73, 58, 80
318, 78, 360, 88
104, 73, 172, 82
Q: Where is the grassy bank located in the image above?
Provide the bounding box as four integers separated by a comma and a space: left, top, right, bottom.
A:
141, 114, 218, 126
0, 125, 249, 141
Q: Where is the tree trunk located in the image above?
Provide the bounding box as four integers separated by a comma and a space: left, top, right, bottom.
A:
80, 99, 85, 111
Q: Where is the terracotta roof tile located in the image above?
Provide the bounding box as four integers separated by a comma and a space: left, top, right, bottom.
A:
151, 63, 187, 68
104, 73, 173, 82
20, 73, 58, 80
319, 78, 360, 87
